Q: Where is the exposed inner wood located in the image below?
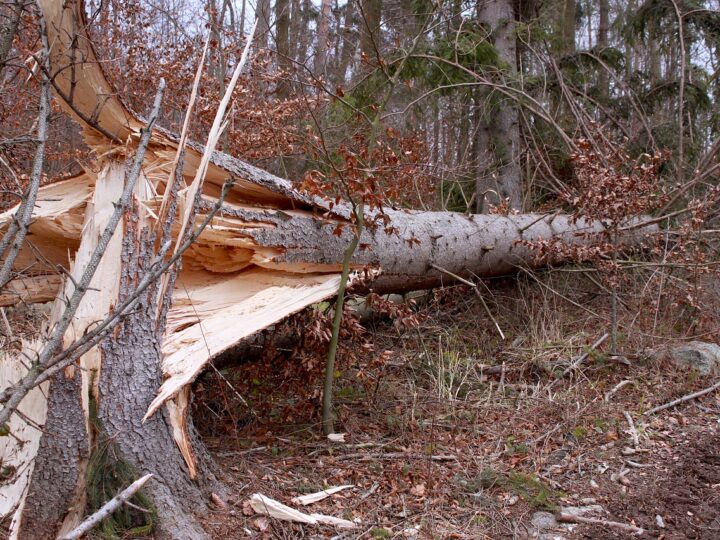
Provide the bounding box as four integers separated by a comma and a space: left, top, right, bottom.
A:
0, 339, 49, 528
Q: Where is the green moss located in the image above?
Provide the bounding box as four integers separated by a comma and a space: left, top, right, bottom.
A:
507, 472, 561, 510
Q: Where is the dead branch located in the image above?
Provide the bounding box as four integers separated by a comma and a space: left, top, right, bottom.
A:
0, 14, 50, 289
59, 474, 153, 540
624, 411, 640, 448
557, 512, 644, 535
431, 263, 505, 340
548, 333, 609, 388
644, 379, 720, 416
604, 379, 633, 402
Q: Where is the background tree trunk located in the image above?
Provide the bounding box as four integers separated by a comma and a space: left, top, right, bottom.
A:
275, 0, 290, 97
360, 0, 381, 66
475, 0, 523, 212
257, 0, 271, 50
335, 0, 357, 83
598, 0, 609, 100
560, 0, 576, 56
314, 0, 332, 77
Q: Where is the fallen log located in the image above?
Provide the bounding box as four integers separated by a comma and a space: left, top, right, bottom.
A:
0, 1, 658, 538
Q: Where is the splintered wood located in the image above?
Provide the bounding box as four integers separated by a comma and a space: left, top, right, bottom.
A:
0, 339, 48, 525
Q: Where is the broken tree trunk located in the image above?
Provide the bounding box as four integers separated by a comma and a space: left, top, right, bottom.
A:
0, 1, 659, 538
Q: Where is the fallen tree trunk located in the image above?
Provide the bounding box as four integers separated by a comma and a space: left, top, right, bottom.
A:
0, 1, 658, 538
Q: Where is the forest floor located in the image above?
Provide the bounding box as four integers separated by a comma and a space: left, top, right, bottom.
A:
192, 269, 720, 539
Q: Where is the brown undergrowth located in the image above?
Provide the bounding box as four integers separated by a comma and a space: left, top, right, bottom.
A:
192, 266, 720, 539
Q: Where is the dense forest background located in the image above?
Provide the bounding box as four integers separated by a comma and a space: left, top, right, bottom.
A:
4, 0, 720, 215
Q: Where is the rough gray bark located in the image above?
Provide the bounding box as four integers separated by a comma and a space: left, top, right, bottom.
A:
16, 369, 87, 538
212, 202, 658, 293
475, 0, 523, 212
0, 0, 24, 71
97, 224, 216, 540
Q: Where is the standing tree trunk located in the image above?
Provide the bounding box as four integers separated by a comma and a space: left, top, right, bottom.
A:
360, 0, 382, 66
598, 0, 609, 100
334, 0, 357, 83
314, 0, 332, 77
560, 0, 576, 57
0, 0, 25, 71
275, 0, 291, 97
475, 0, 523, 212
257, 0, 271, 50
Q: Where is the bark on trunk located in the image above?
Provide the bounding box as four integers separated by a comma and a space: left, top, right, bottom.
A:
96, 214, 217, 540
0, 0, 24, 72
8, 160, 219, 539
275, 0, 290, 97
314, 0, 332, 77
598, 0, 609, 100
475, 0, 523, 212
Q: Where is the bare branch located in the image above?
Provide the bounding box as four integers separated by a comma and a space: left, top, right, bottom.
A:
59, 474, 154, 540
0, 11, 50, 289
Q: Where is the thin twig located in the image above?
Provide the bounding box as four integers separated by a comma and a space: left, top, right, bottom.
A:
604, 380, 633, 402
548, 333, 609, 389
644, 379, 720, 416
0, 307, 12, 338
430, 264, 505, 340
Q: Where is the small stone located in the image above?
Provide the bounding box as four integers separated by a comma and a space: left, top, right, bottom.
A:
531, 511, 558, 531
656, 514, 665, 528
589, 479, 600, 490
664, 341, 720, 376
